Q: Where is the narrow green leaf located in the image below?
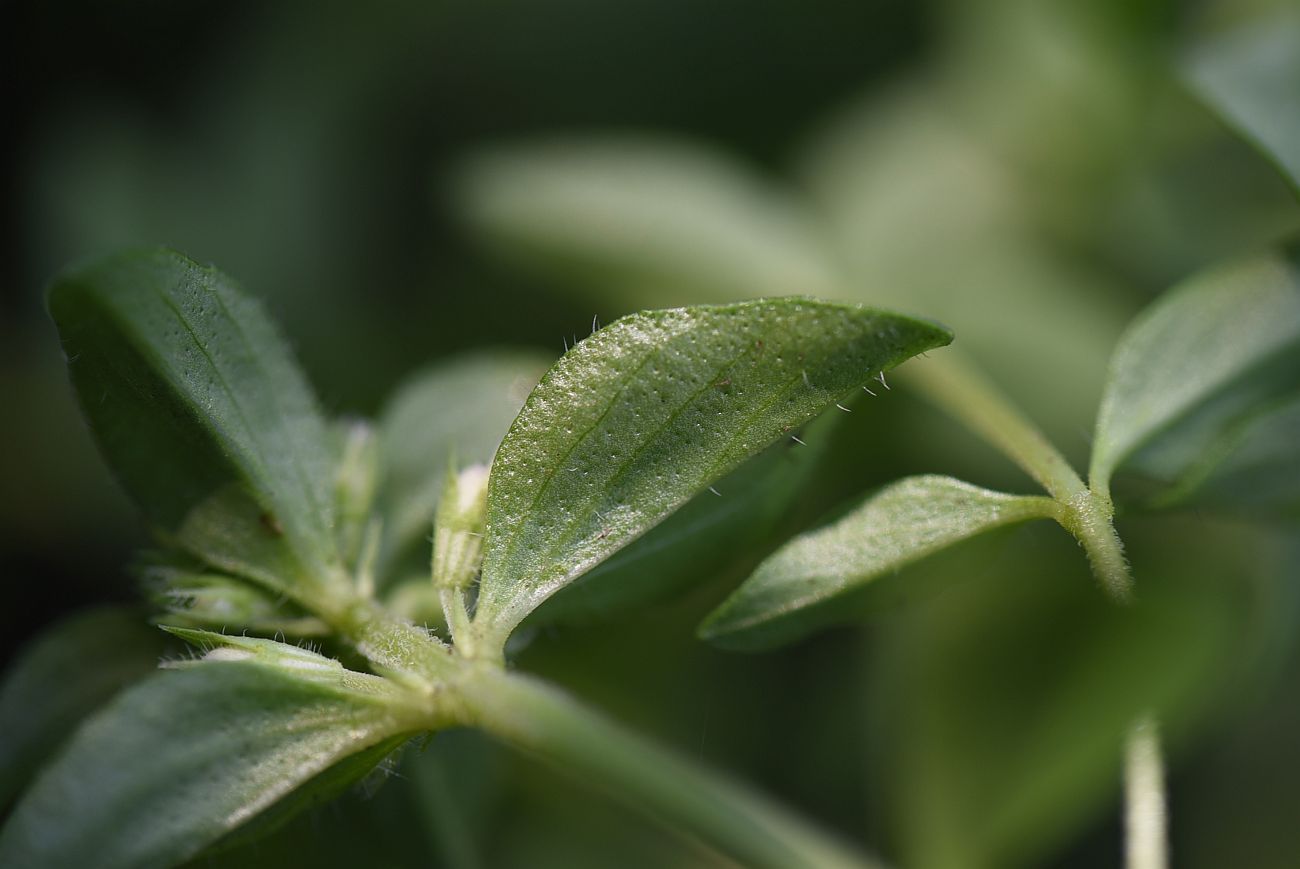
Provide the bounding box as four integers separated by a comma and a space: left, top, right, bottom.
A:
701, 476, 1059, 650
0, 649, 421, 869
473, 298, 952, 647
456, 138, 837, 305
48, 248, 341, 589
376, 350, 549, 584
1090, 248, 1300, 495
1183, 11, 1300, 194
0, 607, 166, 808
141, 563, 329, 636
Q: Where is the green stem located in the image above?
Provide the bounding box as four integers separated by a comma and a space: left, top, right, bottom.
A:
453, 664, 881, 869
906, 354, 1134, 602
1124, 714, 1168, 869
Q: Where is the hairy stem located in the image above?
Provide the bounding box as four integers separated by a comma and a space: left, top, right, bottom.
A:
455, 664, 881, 869
906, 354, 1133, 601
1124, 715, 1168, 869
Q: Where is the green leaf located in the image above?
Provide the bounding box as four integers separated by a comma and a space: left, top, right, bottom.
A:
0, 607, 166, 808
1186, 393, 1300, 518
0, 642, 423, 869
532, 413, 832, 627
1124, 385, 1300, 518
1090, 248, 1300, 496
48, 248, 341, 590
197, 734, 411, 860
472, 298, 952, 648
141, 561, 328, 635
456, 138, 837, 306
701, 476, 1060, 650
1183, 11, 1300, 194
376, 350, 550, 584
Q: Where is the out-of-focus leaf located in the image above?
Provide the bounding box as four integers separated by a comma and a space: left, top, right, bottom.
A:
48, 249, 341, 591
0, 607, 166, 808
1126, 385, 1300, 518
1090, 248, 1300, 495
0, 641, 422, 869
1183, 11, 1300, 193
457, 138, 838, 306
376, 351, 549, 583
797, 84, 1129, 439
1186, 394, 1300, 518
701, 476, 1059, 650
472, 298, 951, 648
532, 412, 833, 626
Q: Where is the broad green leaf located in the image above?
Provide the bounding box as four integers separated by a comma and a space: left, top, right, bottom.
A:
473, 298, 952, 646
48, 249, 341, 589
0, 607, 166, 808
701, 476, 1059, 650
0, 640, 422, 869
1090, 248, 1300, 495
456, 138, 838, 306
1183, 11, 1300, 194
376, 350, 549, 584
532, 412, 832, 626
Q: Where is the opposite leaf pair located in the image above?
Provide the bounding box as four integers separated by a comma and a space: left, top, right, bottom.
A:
704, 247, 1300, 649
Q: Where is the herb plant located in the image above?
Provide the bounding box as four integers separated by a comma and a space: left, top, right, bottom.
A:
0, 249, 950, 868
444, 12, 1300, 866
3, 8, 1297, 869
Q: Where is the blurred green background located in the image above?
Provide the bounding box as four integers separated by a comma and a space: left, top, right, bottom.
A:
3, 0, 1298, 866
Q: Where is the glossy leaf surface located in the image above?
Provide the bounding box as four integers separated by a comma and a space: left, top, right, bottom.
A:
473, 298, 951, 644
0, 648, 417, 869
48, 249, 339, 588
1090, 248, 1300, 494
702, 476, 1059, 650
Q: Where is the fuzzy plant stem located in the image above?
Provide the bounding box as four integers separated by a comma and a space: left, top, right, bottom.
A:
456, 664, 881, 869
1124, 715, 1168, 869
905, 352, 1133, 600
